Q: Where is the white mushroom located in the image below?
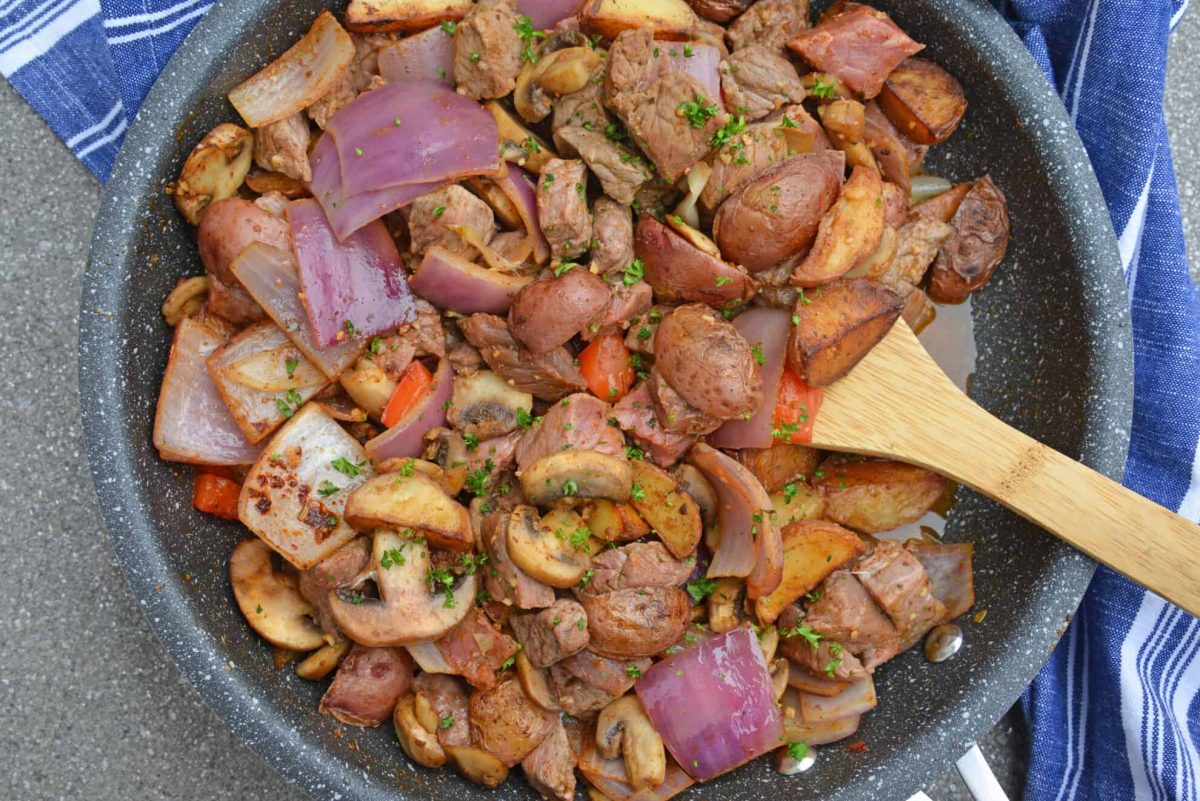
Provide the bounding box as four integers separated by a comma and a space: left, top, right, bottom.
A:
345, 472, 474, 552
447, 370, 533, 439
295, 640, 352, 681
506, 506, 593, 588
328, 532, 476, 647
595, 695, 666, 790
519, 451, 633, 507
445, 745, 509, 788
516, 650, 562, 712
394, 694, 448, 768
173, 123, 253, 225
229, 538, 325, 651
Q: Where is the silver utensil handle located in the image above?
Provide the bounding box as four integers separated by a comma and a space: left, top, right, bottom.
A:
904, 745, 1010, 801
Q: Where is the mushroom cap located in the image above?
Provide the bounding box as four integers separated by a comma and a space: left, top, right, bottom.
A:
519, 450, 633, 506
229, 538, 325, 651
329, 532, 476, 647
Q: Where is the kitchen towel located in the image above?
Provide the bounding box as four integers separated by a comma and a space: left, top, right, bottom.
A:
1, 0, 1196, 799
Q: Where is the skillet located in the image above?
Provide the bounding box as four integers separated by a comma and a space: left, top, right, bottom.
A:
79, 0, 1133, 798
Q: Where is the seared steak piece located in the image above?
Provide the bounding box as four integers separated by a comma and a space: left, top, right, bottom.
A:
536, 158, 594, 260
454, 0, 523, 99
459, 314, 588, 401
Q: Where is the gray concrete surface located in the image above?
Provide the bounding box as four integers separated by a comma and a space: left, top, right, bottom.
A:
0, 9, 1194, 800
1166, 7, 1199, 277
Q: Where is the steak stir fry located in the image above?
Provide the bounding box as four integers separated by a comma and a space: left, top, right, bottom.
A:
157, 0, 1005, 795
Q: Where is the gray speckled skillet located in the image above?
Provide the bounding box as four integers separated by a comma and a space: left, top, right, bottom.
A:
79, 0, 1132, 798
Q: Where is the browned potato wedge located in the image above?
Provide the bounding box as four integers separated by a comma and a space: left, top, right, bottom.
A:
174, 123, 253, 225
229, 538, 325, 651
344, 472, 474, 551
769, 482, 826, 526
754, 520, 866, 624
814, 457, 947, 532
583, 587, 690, 658
878, 57, 966, 145
507, 506, 594, 588
345, 0, 472, 32
928, 175, 1010, 304
910, 179, 972, 223
733, 443, 821, 494
584, 499, 651, 542
340, 358, 397, 422
787, 278, 903, 387
580, 0, 697, 41
791, 165, 886, 287
628, 460, 702, 559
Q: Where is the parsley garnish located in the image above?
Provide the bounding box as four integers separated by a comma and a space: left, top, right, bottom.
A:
500, 654, 517, 670
432, 204, 446, 217
522, 137, 541, 154
368, 335, 382, 354
783, 482, 799, 503
686, 578, 718, 603
678, 96, 719, 128
275, 388, 303, 418
344, 320, 358, 338
622, 258, 644, 286
331, 456, 366, 477
710, 114, 747, 149
513, 15, 546, 64
780, 624, 822, 648
714, 275, 732, 286
787, 742, 809, 761
625, 665, 643, 679
578, 568, 595, 588
562, 479, 579, 497
779, 114, 799, 129
439, 20, 457, 35
625, 444, 644, 461
810, 78, 837, 99
426, 567, 458, 608
380, 546, 406, 570
751, 343, 765, 365
285, 357, 299, 378
463, 432, 480, 452
439, 714, 455, 729
630, 483, 646, 502
683, 44, 694, 57
465, 459, 495, 496
516, 408, 536, 430
317, 480, 340, 498
399, 460, 415, 477
554, 261, 577, 277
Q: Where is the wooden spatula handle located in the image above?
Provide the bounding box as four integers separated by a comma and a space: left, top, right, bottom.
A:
881, 391, 1200, 618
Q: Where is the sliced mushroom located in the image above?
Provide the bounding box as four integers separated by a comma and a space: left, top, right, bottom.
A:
447, 370, 534, 439
595, 695, 666, 790
395, 694, 448, 768
663, 213, 722, 260
375, 457, 457, 495
345, 472, 474, 552
707, 577, 745, 633
672, 463, 718, 523
486, 101, 558, 173
535, 47, 603, 96
230, 538, 325, 651
445, 745, 510, 788
295, 639, 352, 680
516, 650, 563, 711
520, 451, 633, 506
769, 657, 790, 702
174, 123, 254, 224
329, 532, 476, 647
514, 30, 592, 123
507, 506, 594, 588
758, 624, 780, 663
161, 276, 209, 326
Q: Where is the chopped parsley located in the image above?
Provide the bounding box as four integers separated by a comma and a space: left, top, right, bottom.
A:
380, 546, 406, 570
625, 665, 643, 679
630, 483, 646, 502
399, 459, 415, 477
500, 654, 517, 670
710, 114, 747, 149
578, 568, 595, 588
603, 121, 628, 143
622, 258, 644, 286
810, 78, 837, 99
331, 456, 367, 477
516, 408, 536, 430
562, 479, 579, 497
678, 96, 719, 128
284, 357, 299, 378
542, 172, 555, 189
439, 714, 455, 729
787, 741, 809, 762
465, 459, 495, 496
628, 353, 649, 381
686, 578, 718, 604
368, 335, 382, 355
463, 432, 480, 452
772, 420, 801, 440
780, 623, 822, 648
317, 480, 340, 498
683, 44, 694, 57
513, 15, 546, 63
432, 204, 446, 217
783, 482, 799, 503
344, 320, 358, 338
469, 51, 481, 62
439, 20, 457, 35
426, 567, 458, 608
636, 326, 653, 341
714, 275, 733, 286
751, 343, 765, 365
625, 444, 645, 461
522, 137, 541, 154
553, 261, 578, 277
275, 388, 303, 418
779, 114, 799, 129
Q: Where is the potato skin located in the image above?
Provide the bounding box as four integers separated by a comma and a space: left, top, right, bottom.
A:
928, 175, 1009, 303
579, 0, 697, 41
468, 677, 558, 767
344, 0, 472, 33
581, 587, 690, 658
197, 197, 290, 286
712, 152, 843, 272
813, 457, 947, 533
509, 267, 612, 355
687, 0, 754, 22
878, 57, 967, 145
635, 215, 755, 305
653, 304, 763, 419
787, 278, 903, 386
733, 442, 822, 493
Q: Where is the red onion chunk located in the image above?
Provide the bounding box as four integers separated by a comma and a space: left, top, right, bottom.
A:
230, 242, 364, 379
667, 44, 723, 109
309, 133, 441, 240
327, 81, 499, 196
688, 443, 778, 588
708, 308, 790, 449
153, 317, 261, 466
378, 27, 456, 85
409, 246, 532, 315
364, 357, 453, 462
517, 0, 585, 30
637, 628, 782, 781
289, 198, 416, 347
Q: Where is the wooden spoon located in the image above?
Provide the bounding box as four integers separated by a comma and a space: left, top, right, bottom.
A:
809, 319, 1200, 618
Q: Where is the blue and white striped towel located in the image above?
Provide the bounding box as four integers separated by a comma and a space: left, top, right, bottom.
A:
2, 0, 1196, 798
